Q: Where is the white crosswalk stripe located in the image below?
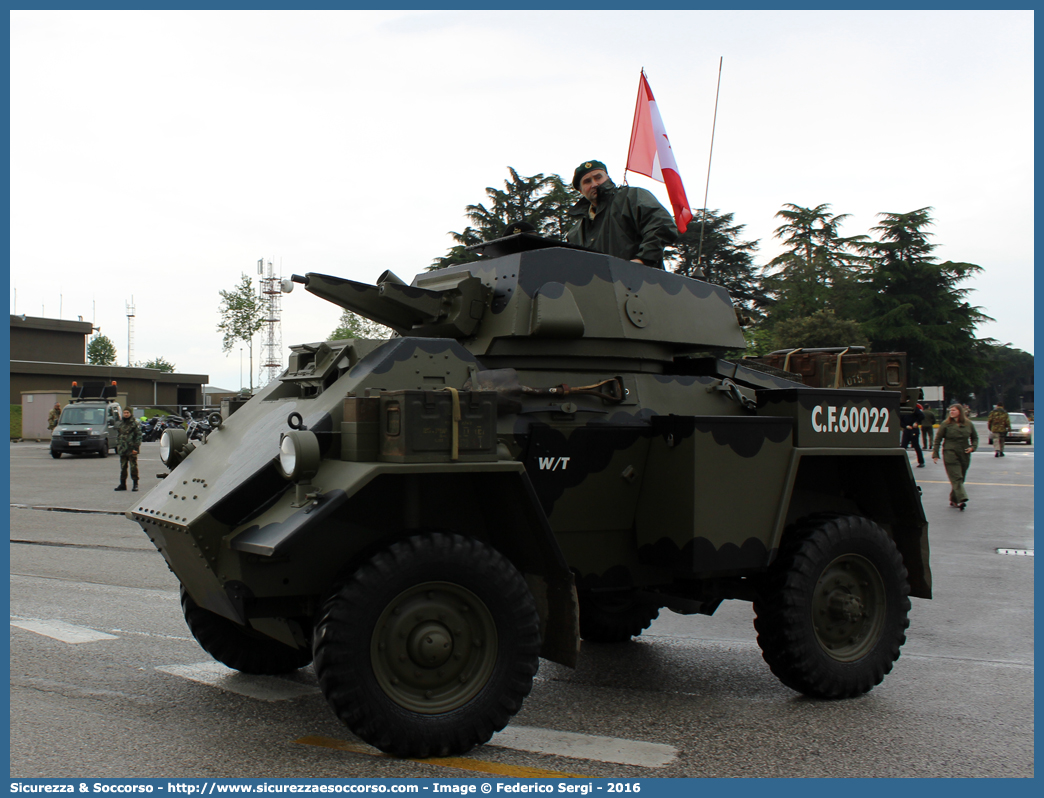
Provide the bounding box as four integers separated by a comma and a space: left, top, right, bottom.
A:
10, 618, 118, 644
155, 661, 317, 701
490, 725, 677, 767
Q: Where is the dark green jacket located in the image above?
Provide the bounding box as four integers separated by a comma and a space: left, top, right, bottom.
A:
116, 417, 142, 456
566, 181, 679, 269
932, 421, 978, 459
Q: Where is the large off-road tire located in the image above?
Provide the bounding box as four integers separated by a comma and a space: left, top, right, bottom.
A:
754, 514, 911, 699
181, 587, 313, 674
313, 533, 541, 758
578, 590, 660, 643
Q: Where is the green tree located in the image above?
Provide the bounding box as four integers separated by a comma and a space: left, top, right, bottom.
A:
217, 274, 265, 392
763, 203, 866, 322
856, 208, 992, 395
975, 344, 1034, 413
86, 334, 117, 365
330, 309, 391, 340
769, 309, 870, 351
430, 168, 581, 270
134, 357, 176, 372
667, 209, 769, 316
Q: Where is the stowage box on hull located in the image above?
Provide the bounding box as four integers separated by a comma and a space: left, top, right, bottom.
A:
379, 389, 498, 463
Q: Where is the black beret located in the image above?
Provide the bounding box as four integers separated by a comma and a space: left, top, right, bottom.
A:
572, 160, 608, 190
503, 220, 536, 236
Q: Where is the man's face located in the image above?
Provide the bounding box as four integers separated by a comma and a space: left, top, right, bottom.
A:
123, 411, 132, 421
579, 170, 609, 203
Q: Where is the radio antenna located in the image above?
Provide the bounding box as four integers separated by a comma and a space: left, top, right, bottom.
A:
696, 57, 724, 271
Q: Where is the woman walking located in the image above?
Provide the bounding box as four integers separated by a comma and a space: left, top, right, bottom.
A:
932, 404, 979, 510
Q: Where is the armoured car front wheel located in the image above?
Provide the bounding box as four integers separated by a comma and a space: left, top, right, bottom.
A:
312, 533, 541, 758
181, 587, 313, 674
50, 450, 60, 459
753, 514, 911, 699
578, 590, 660, 643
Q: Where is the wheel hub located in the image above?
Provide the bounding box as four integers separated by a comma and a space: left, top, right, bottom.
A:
827, 590, 865, 623
812, 554, 886, 662
371, 581, 497, 714
407, 622, 454, 668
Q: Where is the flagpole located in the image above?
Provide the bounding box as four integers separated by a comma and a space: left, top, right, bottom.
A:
623, 68, 647, 186
696, 57, 723, 270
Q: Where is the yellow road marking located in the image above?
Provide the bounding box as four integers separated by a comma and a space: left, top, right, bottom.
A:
295, 735, 583, 778
918, 480, 1033, 487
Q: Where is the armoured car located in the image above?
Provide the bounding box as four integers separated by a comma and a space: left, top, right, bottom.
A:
131, 233, 929, 758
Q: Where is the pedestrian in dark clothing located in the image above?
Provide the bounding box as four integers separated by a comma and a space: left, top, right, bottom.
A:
932, 404, 979, 510
566, 160, 679, 269
920, 405, 936, 450
114, 408, 142, 492
900, 404, 925, 467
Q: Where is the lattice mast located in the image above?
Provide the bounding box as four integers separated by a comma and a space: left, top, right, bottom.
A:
126, 297, 136, 366
258, 259, 283, 386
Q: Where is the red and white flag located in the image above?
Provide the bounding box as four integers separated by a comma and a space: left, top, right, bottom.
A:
626, 70, 694, 234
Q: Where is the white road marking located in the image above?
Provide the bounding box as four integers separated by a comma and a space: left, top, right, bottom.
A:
156, 661, 317, 701
11, 619, 118, 644
489, 725, 678, 767
152, 662, 677, 766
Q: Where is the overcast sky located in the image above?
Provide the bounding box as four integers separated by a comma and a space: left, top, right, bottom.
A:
9, 9, 1034, 394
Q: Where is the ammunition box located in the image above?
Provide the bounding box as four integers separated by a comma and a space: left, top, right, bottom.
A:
378, 390, 497, 463
342, 396, 381, 461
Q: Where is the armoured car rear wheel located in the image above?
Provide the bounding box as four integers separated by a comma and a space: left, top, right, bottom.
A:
312, 533, 540, 758
181, 588, 313, 674
754, 514, 910, 699
578, 590, 660, 643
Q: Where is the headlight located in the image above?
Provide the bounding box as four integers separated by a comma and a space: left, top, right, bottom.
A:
1021, 426, 1031, 433
277, 430, 321, 481
160, 428, 193, 468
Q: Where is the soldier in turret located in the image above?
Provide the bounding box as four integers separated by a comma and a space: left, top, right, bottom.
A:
566, 160, 678, 269
114, 407, 141, 492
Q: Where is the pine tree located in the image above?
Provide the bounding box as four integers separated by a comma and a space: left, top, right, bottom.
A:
857, 208, 991, 394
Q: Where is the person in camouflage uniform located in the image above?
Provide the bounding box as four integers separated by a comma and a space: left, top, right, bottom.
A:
932, 404, 978, 510
987, 402, 1011, 457
47, 402, 62, 431
566, 160, 679, 269
114, 407, 142, 492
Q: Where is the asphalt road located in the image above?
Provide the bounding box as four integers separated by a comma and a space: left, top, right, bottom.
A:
8, 435, 1034, 779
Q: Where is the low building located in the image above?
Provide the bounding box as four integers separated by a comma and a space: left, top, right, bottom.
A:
10, 313, 209, 414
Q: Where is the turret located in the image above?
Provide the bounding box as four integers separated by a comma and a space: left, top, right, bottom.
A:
288, 234, 746, 366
